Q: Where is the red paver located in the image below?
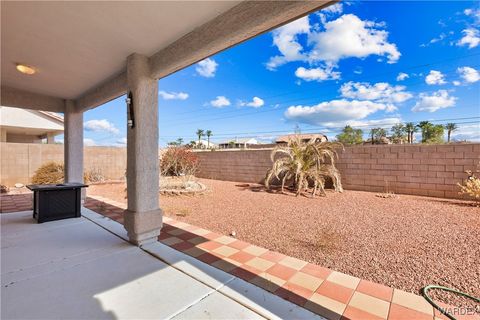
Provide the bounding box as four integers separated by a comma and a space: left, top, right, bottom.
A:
387, 303, 432, 320
316, 281, 355, 304
265, 263, 297, 281
356, 279, 393, 302
301, 263, 332, 280
342, 305, 385, 320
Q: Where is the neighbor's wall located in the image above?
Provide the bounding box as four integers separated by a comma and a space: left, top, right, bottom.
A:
195, 144, 480, 199
0, 142, 127, 186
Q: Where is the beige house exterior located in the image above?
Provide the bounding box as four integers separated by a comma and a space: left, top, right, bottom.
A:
0, 106, 63, 144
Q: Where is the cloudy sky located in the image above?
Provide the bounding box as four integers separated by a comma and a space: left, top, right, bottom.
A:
82, 1, 480, 147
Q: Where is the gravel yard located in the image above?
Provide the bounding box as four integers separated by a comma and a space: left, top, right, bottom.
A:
88, 178, 480, 305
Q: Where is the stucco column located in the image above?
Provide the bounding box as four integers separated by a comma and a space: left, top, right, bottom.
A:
124, 53, 162, 246
46, 133, 55, 144
64, 100, 83, 183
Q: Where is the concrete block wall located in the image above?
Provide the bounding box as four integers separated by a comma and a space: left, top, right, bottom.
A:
195, 144, 480, 199
0, 142, 127, 186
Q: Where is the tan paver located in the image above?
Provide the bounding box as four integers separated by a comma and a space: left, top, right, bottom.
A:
258, 272, 287, 287
211, 259, 238, 272
212, 245, 239, 257
167, 228, 186, 236
327, 271, 360, 290
243, 245, 269, 256
308, 293, 347, 317
161, 237, 184, 246
215, 235, 236, 245
278, 256, 308, 270
192, 228, 211, 236
245, 257, 275, 271
288, 272, 323, 291
187, 236, 206, 245
348, 292, 390, 319
182, 247, 205, 257
392, 289, 434, 316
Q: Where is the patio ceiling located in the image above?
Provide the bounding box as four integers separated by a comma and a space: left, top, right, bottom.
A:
1, 1, 335, 112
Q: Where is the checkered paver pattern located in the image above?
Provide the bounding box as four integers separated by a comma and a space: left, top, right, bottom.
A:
3, 193, 477, 320
0, 194, 33, 213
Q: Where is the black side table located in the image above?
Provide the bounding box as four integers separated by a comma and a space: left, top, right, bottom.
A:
26, 183, 88, 223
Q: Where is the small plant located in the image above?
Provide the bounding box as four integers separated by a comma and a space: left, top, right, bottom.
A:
84, 167, 105, 183
31, 162, 64, 184
376, 180, 397, 198
458, 163, 480, 201
96, 203, 107, 213
160, 147, 199, 177
0, 185, 8, 194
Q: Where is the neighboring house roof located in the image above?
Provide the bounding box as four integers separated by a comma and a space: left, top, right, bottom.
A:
195, 139, 216, 147
276, 133, 328, 143
219, 138, 258, 145
0, 106, 64, 134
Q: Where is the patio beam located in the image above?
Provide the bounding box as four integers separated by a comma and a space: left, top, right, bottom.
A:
124, 53, 162, 246
0, 86, 65, 112
148, 0, 336, 80
74, 72, 127, 113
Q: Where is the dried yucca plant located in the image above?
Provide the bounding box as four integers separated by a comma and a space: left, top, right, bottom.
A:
265, 136, 343, 197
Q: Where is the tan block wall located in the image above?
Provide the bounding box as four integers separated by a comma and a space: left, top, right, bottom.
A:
0, 142, 127, 186
195, 144, 480, 199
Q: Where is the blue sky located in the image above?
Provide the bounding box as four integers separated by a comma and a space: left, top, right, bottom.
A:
82, 1, 480, 147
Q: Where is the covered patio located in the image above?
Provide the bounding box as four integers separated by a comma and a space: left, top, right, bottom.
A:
1, 0, 334, 245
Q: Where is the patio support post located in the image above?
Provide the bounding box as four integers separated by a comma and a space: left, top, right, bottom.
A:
64, 100, 84, 184
124, 53, 162, 246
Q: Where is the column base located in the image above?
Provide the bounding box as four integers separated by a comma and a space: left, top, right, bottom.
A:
124, 208, 163, 246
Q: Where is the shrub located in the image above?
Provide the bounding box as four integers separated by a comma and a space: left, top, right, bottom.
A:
31, 162, 65, 184
160, 147, 199, 177
31, 162, 105, 184
458, 164, 480, 200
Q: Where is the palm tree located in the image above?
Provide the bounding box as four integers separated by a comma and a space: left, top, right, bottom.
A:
195, 129, 204, 148
176, 138, 184, 146
370, 128, 378, 145
405, 122, 417, 144
206, 130, 212, 148
445, 123, 458, 143
417, 121, 432, 143
265, 136, 344, 197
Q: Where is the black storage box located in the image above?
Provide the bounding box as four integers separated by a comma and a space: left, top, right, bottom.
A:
26, 183, 88, 223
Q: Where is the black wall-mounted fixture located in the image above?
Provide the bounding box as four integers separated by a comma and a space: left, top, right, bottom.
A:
126, 92, 135, 129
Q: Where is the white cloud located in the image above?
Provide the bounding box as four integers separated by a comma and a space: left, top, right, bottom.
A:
453, 80, 461, 86
84, 119, 119, 135
457, 66, 480, 83
210, 96, 231, 108
116, 137, 127, 145
267, 14, 400, 72
451, 123, 480, 142
336, 117, 402, 129
322, 3, 343, 14
308, 14, 401, 64
425, 70, 447, 85
295, 66, 341, 82
158, 90, 189, 100
464, 8, 480, 24
284, 99, 396, 126
266, 17, 310, 70
195, 58, 218, 77
457, 28, 480, 48
84, 138, 96, 146
340, 81, 413, 104
239, 97, 265, 108
412, 90, 457, 112
396, 72, 409, 81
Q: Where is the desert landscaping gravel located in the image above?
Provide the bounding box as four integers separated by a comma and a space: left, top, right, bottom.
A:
89, 179, 480, 306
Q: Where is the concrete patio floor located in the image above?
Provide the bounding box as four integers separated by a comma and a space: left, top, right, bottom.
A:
1, 209, 322, 320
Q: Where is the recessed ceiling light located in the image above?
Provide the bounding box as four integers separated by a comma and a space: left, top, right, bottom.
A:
16, 63, 36, 75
